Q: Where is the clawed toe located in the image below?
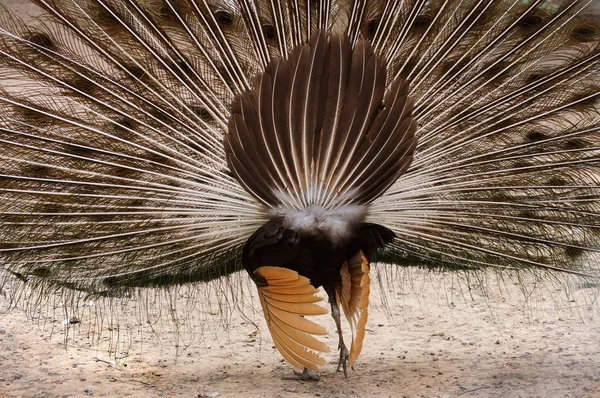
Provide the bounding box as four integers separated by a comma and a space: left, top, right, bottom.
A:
337, 345, 349, 377
282, 368, 320, 381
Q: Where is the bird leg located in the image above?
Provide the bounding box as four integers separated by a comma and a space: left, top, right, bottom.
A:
329, 294, 349, 377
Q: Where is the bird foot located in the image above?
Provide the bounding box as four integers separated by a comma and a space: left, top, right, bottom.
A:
282, 368, 320, 381
337, 345, 349, 377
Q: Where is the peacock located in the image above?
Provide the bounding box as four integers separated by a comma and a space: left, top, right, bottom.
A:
0, 0, 599, 379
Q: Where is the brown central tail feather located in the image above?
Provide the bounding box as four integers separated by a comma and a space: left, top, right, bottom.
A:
337, 251, 370, 366
225, 29, 417, 209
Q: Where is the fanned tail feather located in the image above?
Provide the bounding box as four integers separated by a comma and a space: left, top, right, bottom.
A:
367, 0, 600, 279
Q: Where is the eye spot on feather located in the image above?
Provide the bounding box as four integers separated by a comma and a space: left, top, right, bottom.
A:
147, 152, 172, 166
113, 118, 138, 141
215, 62, 234, 87
127, 199, 146, 209
19, 107, 54, 126
25, 32, 56, 50
94, 212, 116, 222
95, 6, 122, 29
123, 64, 148, 82
519, 210, 535, 219
525, 72, 545, 86
572, 93, 600, 109
454, 106, 475, 121
0, 176, 10, 189
413, 14, 433, 30
113, 166, 137, 178
564, 139, 586, 150
398, 58, 417, 79
31, 267, 52, 278
513, 160, 533, 169
262, 24, 277, 42
115, 118, 136, 132
193, 106, 214, 123
580, 194, 600, 201
517, 12, 545, 31
490, 118, 515, 133
166, 57, 195, 81
66, 144, 95, 157
39, 203, 63, 214
147, 108, 172, 126
365, 18, 381, 39
440, 58, 468, 75
483, 62, 509, 82
0, 242, 19, 250
178, 58, 193, 74
489, 191, 509, 202
526, 131, 548, 143
564, 246, 584, 259
159, 4, 175, 19
186, 139, 204, 154
159, 0, 188, 20
214, 9, 234, 28
103, 276, 119, 287
25, 165, 52, 178
68, 77, 97, 96
547, 177, 566, 187
570, 24, 599, 42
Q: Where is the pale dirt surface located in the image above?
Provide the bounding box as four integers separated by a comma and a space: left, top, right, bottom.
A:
0, 268, 599, 398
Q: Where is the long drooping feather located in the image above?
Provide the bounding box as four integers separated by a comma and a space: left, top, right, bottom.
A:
0, 0, 599, 372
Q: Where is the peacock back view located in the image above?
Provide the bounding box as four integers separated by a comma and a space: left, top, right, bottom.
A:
0, 0, 599, 377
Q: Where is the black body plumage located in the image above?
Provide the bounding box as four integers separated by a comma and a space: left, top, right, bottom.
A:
243, 218, 394, 289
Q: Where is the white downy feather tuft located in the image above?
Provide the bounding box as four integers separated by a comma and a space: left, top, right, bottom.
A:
269, 204, 367, 245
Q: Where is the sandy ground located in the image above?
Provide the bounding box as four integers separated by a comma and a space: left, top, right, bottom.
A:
1, 268, 599, 398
